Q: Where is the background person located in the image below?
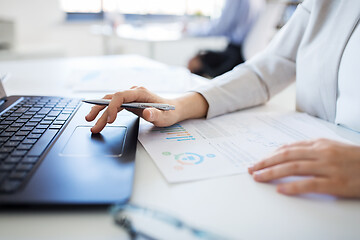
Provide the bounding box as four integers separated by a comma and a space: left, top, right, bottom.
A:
185, 0, 264, 78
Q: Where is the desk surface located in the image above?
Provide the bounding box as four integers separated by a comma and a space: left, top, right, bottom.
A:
0, 55, 360, 240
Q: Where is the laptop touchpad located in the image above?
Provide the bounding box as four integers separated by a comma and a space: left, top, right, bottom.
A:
61, 126, 126, 157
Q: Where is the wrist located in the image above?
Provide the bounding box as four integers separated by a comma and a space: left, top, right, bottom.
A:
173, 92, 209, 122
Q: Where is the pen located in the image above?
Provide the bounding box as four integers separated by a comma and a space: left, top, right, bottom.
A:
82, 99, 175, 111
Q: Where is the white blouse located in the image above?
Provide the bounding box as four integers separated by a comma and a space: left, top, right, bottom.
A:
195, 0, 360, 132
336, 21, 360, 132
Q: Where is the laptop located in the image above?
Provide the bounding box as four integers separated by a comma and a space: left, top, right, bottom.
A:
0, 80, 139, 205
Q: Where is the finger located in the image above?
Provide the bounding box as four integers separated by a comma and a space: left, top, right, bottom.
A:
252, 161, 326, 182
125, 108, 145, 117
248, 147, 316, 174
276, 140, 314, 152
277, 178, 331, 196
85, 105, 107, 122
91, 109, 109, 134
85, 94, 113, 122
106, 90, 138, 123
130, 86, 138, 89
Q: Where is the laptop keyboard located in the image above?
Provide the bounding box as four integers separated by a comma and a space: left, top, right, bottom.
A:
0, 96, 80, 193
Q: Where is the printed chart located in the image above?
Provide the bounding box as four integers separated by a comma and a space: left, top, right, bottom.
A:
139, 112, 350, 183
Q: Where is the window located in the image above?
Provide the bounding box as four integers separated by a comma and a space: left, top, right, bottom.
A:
60, 0, 225, 21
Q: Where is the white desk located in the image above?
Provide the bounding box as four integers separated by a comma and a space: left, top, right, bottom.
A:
0, 55, 360, 240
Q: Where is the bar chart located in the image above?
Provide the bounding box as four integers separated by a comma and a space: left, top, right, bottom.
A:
151, 123, 195, 141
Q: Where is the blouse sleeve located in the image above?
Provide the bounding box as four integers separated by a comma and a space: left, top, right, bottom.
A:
194, 1, 312, 119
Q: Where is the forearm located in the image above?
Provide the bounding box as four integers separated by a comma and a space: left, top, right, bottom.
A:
174, 92, 209, 122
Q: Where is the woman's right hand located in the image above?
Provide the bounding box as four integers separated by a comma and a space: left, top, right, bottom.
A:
85, 86, 209, 134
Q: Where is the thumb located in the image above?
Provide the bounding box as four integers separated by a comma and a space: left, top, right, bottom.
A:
142, 108, 171, 127
142, 108, 159, 123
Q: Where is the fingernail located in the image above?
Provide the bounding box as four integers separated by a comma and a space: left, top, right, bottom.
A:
107, 116, 111, 123
253, 172, 263, 181
248, 166, 254, 173
148, 110, 154, 121
278, 185, 288, 194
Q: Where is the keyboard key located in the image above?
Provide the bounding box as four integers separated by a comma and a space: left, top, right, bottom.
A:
0, 179, 22, 192
38, 108, 52, 115
27, 134, 42, 139
22, 138, 37, 144
36, 124, 49, 129
34, 114, 45, 119
28, 107, 41, 112
49, 125, 62, 129
0, 120, 13, 125
15, 119, 28, 123
6, 117, 18, 121
61, 111, 73, 114
0, 137, 9, 142
5, 156, 22, 163
34, 104, 45, 108
22, 156, 38, 163
44, 117, 56, 121
56, 114, 70, 121
0, 153, 9, 161
11, 123, 24, 128
25, 122, 38, 127
0, 172, 7, 182
0, 163, 15, 171
10, 113, 22, 117
10, 136, 25, 141
0, 147, 14, 153
20, 115, 32, 119
11, 150, 28, 157
16, 163, 33, 171
32, 129, 46, 134
53, 120, 65, 125
27, 129, 59, 157
20, 126, 34, 131
15, 107, 30, 113
6, 127, 20, 132
15, 131, 30, 136
17, 144, 33, 150
47, 111, 61, 117
40, 120, 52, 125
4, 141, 21, 147
9, 171, 28, 179
0, 132, 14, 137
23, 112, 35, 116
29, 117, 42, 122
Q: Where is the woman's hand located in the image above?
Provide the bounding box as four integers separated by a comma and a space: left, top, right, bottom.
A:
248, 139, 360, 198
85, 87, 209, 133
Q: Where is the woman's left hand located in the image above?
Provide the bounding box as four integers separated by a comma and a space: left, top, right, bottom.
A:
248, 139, 360, 198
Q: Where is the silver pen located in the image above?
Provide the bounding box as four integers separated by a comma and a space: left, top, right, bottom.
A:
82, 99, 175, 111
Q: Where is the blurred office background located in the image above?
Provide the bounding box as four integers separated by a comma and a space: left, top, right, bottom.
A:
0, 0, 297, 66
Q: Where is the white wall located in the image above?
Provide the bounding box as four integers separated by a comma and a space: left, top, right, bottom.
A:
0, 0, 228, 65
0, 0, 105, 59
0, 0, 281, 65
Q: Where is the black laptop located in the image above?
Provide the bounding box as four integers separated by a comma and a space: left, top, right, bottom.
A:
0, 81, 139, 205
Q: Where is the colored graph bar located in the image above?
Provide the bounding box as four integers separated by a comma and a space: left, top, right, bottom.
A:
153, 123, 195, 141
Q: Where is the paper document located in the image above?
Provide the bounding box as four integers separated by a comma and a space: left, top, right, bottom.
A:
139, 111, 352, 183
